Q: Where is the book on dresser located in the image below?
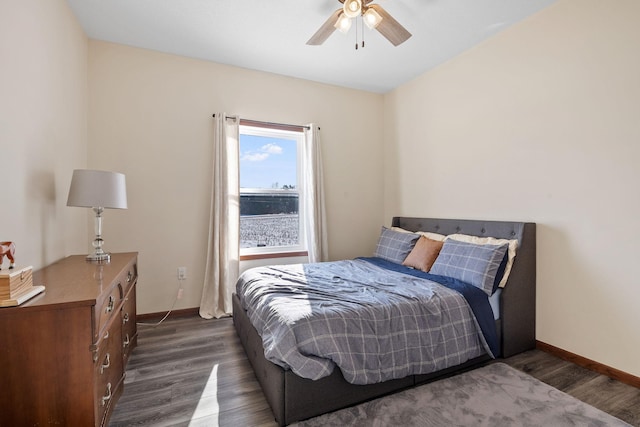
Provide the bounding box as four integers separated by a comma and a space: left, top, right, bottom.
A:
0, 252, 138, 427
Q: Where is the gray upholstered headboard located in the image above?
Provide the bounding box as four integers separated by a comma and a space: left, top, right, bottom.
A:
392, 217, 536, 357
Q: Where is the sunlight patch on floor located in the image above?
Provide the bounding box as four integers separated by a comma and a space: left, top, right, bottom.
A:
189, 364, 220, 422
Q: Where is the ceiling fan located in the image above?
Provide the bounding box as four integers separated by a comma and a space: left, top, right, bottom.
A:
307, 0, 412, 47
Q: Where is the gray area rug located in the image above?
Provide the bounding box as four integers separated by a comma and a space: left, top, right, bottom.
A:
292, 362, 630, 427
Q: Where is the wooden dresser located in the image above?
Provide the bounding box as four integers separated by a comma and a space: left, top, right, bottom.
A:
0, 252, 138, 427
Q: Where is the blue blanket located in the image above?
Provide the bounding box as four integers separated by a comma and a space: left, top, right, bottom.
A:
359, 257, 500, 357
237, 258, 497, 385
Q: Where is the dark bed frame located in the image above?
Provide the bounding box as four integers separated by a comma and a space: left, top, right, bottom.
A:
233, 217, 536, 426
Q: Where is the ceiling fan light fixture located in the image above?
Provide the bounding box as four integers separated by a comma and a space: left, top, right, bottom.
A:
308, 0, 412, 48
334, 13, 352, 33
363, 7, 382, 29
343, 0, 362, 19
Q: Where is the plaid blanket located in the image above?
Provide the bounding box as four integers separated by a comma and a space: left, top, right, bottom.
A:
236, 259, 491, 385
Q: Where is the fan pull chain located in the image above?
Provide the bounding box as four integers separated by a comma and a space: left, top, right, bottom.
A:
354, 16, 366, 50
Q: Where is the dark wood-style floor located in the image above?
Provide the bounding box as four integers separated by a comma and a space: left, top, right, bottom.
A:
110, 315, 640, 427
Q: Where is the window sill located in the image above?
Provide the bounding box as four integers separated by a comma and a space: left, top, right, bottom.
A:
240, 251, 308, 261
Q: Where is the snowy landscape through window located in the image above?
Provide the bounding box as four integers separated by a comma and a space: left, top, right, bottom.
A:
239, 124, 305, 254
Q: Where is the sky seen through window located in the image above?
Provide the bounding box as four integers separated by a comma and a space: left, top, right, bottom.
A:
239, 134, 297, 189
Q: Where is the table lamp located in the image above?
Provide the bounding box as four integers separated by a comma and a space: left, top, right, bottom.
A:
67, 169, 128, 262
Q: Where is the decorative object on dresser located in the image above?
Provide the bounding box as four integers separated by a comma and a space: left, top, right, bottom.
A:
67, 169, 128, 262
0, 241, 16, 269
0, 265, 45, 307
0, 252, 138, 427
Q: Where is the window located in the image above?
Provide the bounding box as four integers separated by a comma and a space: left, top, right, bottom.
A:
239, 123, 307, 258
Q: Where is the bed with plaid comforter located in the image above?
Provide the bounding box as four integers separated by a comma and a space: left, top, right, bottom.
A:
236, 257, 496, 385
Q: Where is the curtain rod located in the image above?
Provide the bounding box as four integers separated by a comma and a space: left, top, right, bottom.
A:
211, 114, 314, 131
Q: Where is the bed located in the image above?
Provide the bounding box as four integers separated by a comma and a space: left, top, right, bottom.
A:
233, 217, 536, 426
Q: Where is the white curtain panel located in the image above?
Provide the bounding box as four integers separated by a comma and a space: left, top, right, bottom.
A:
199, 113, 240, 319
303, 124, 329, 263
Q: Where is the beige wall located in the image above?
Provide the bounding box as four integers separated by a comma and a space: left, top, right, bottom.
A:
384, 0, 640, 376
5, 0, 637, 379
88, 41, 385, 314
0, 0, 88, 269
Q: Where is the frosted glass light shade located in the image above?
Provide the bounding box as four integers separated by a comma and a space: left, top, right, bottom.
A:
334, 14, 353, 33
343, 0, 362, 18
67, 169, 128, 209
363, 7, 382, 29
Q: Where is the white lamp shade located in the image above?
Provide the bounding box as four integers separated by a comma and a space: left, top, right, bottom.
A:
67, 169, 128, 209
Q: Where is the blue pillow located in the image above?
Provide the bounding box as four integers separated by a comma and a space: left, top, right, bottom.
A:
430, 239, 508, 295
373, 227, 419, 264
492, 251, 509, 294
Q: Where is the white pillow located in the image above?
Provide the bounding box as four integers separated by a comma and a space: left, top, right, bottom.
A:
445, 234, 518, 288
391, 226, 446, 242
417, 231, 447, 242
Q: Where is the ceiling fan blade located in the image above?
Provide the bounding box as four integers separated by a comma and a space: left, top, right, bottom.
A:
369, 4, 412, 46
307, 8, 343, 45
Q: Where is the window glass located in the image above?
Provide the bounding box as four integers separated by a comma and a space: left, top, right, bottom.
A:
239, 125, 305, 255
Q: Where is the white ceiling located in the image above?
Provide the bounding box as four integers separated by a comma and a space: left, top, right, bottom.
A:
66, 0, 557, 94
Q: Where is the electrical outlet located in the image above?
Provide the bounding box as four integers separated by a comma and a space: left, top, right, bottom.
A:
177, 288, 184, 299
177, 267, 187, 280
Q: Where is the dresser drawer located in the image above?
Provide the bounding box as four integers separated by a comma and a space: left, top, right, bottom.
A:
95, 283, 123, 342
121, 283, 137, 365
120, 260, 138, 297
94, 321, 124, 425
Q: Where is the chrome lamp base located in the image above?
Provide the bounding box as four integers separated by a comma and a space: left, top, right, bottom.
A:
87, 207, 111, 263
86, 251, 111, 262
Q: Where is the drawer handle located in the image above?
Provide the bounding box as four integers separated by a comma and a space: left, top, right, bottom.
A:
106, 295, 115, 314
123, 312, 130, 324
123, 334, 130, 348
101, 383, 112, 406
127, 271, 132, 283
100, 353, 111, 374
103, 331, 109, 340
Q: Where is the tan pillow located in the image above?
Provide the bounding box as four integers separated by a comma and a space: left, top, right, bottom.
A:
402, 236, 444, 272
